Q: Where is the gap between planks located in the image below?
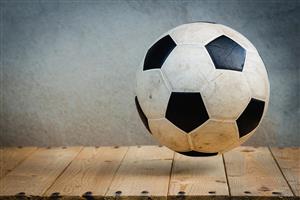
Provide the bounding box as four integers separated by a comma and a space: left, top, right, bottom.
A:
269, 146, 296, 197
103, 146, 130, 198
166, 150, 175, 199
222, 153, 232, 196
0, 147, 37, 180
270, 147, 300, 197
43, 146, 85, 196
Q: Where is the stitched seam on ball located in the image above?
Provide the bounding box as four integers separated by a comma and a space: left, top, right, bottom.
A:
186, 134, 195, 150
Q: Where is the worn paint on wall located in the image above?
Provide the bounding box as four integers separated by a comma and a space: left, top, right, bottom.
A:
0, 0, 299, 146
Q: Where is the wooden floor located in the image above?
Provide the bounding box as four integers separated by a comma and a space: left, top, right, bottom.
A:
0, 146, 299, 200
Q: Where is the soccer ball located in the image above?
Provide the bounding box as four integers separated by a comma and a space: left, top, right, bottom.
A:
135, 22, 269, 156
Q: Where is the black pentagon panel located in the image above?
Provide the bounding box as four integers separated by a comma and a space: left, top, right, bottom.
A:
205, 35, 246, 72
166, 92, 209, 133
135, 96, 151, 134
177, 151, 218, 157
143, 35, 176, 71
237, 98, 265, 138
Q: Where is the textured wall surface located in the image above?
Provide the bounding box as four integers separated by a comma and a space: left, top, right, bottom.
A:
1, 0, 299, 147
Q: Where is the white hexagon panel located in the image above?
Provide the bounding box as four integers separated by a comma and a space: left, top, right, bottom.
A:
135, 22, 270, 156
162, 45, 215, 92
201, 71, 252, 120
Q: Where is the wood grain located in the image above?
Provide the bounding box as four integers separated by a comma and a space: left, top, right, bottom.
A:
223, 146, 294, 199
271, 147, 300, 197
0, 146, 299, 200
105, 146, 174, 200
0, 147, 37, 179
45, 146, 128, 197
0, 147, 82, 196
168, 152, 229, 200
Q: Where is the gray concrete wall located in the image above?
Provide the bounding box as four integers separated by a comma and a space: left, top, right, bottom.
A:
0, 0, 299, 147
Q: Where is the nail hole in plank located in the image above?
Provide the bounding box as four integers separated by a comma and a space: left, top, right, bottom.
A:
272, 191, 282, 195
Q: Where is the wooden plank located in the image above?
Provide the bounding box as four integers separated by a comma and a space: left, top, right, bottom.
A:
168, 152, 229, 200
105, 145, 174, 200
45, 146, 128, 198
271, 147, 300, 197
0, 147, 37, 179
223, 146, 294, 199
0, 146, 82, 197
